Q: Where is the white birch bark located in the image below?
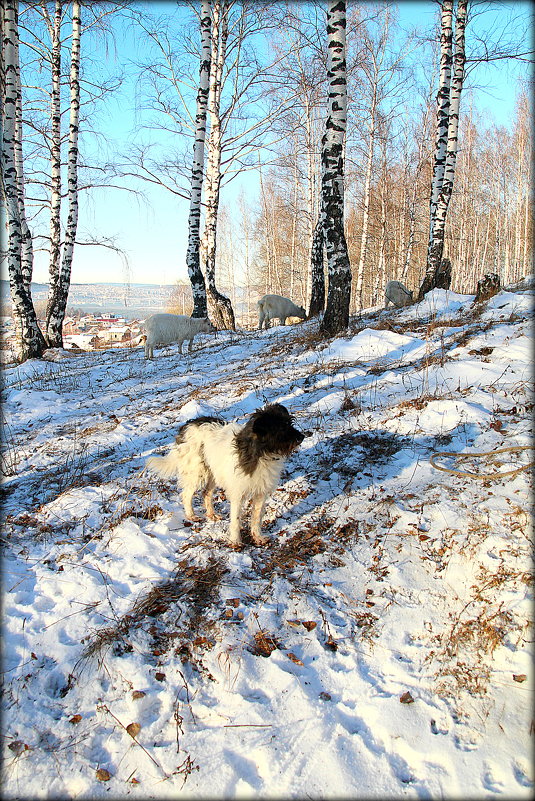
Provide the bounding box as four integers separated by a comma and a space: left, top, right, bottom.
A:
46, 0, 81, 347
186, 0, 211, 318
353, 91, 376, 311
202, 0, 235, 330
420, 0, 467, 300
1, 0, 46, 360
320, 0, 351, 336
13, 51, 33, 291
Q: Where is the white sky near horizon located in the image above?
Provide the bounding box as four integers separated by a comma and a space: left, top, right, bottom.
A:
12, 0, 534, 288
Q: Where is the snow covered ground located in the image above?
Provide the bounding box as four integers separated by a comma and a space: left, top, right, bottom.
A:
1, 284, 533, 799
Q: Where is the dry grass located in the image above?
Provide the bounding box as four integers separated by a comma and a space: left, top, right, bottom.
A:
78, 555, 228, 672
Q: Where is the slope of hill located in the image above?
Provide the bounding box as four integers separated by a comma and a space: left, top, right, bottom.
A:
1, 284, 533, 798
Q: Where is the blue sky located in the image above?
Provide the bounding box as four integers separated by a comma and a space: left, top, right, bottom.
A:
25, 0, 533, 287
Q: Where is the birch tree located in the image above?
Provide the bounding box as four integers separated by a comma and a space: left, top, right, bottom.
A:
201, 0, 235, 330
1, 0, 47, 361
350, 6, 411, 311
419, 0, 467, 300
319, 0, 351, 337
185, 0, 211, 318
45, 0, 81, 347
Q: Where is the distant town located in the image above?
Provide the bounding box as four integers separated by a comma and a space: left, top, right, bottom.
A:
0, 281, 182, 362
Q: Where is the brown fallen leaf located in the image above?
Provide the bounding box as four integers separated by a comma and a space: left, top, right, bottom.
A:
8, 740, 29, 756
96, 768, 112, 782
69, 714, 82, 724
132, 690, 146, 699
400, 691, 415, 704
154, 672, 166, 682
302, 621, 317, 631
286, 652, 304, 666
126, 722, 141, 738
513, 674, 527, 683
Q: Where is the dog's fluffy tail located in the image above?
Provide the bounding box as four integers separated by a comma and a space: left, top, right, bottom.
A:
146, 449, 181, 478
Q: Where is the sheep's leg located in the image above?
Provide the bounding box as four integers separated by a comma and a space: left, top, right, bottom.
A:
250, 494, 268, 545
187, 337, 194, 353
203, 475, 221, 520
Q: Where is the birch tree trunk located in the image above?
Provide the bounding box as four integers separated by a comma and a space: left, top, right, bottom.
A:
186, 0, 211, 319
320, 0, 351, 337
45, 0, 81, 347
45, 0, 63, 324
2, 0, 47, 361
202, 0, 235, 330
353, 87, 376, 312
419, 0, 466, 300
12, 25, 34, 293
308, 217, 325, 317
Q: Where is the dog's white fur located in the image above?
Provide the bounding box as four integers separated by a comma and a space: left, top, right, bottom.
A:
146, 407, 303, 546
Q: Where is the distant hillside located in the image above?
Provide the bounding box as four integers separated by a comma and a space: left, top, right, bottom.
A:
1, 280, 178, 316
0, 280, 251, 320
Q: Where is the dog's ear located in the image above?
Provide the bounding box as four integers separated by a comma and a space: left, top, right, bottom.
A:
252, 412, 272, 437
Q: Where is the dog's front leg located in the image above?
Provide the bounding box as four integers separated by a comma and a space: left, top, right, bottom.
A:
250, 494, 268, 545
227, 494, 243, 547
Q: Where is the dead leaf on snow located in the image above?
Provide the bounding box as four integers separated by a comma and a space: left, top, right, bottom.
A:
286, 652, 304, 666
400, 691, 415, 704
96, 768, 112, 781
8, 741, 29, 756
126, 722, 141, 738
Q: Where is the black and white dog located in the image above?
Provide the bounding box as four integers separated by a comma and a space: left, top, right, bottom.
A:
146, 404, 305, 547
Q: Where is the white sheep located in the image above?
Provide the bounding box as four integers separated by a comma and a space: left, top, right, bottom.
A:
257, 294, 307, 329
143, 313, 214, 359
384, 280, 413, 308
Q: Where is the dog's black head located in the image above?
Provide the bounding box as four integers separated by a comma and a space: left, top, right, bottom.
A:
235, 404, 305, 476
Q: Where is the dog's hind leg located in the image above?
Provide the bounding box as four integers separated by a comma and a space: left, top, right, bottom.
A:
203, 474, 221, 520
250, 494, 268, 546
181, 483, 203, 522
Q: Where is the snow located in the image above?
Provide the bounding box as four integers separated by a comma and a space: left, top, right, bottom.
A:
1, 287, 533, 799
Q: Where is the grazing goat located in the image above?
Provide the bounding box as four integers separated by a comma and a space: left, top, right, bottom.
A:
257, 294, 306, 329
145, 404, 306, 547
384, 280, 413, 308
144, 313, 214, 359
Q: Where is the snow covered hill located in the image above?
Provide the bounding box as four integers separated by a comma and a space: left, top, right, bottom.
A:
1, 284, 533, 799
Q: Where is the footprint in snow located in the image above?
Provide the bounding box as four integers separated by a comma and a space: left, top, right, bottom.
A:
482, 760, 506, 793
512, 758, 534, 788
